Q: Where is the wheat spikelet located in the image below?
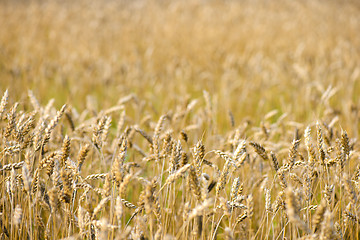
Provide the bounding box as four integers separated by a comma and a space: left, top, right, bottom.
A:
214, 150, 233, 163
169, 140, 182, 173
59, 135, 71, 168
122, 121, 134, 144
265, 188, 272, 213
246, 194, 254, 218
200, 174, 209, 201
5, 169, 15, 201
231, 128, 241, 150
228, 201, 246, 209
35, 214, 45, 230
134, 125, 153, 144
270, 151, 280, 172
193, 140, 205, 176
180, 130, 188, 142
334, 222, 343, 240
101, 116, 112, 144
335, 139, 345, 171
303, 173, 312, 201
312, 199, 327, 232
188, 166, 201, 200
323, 184, 334, 205
233, 140, 247, 168
290, 173, 303, 185
15, 112, 35, 142
288, 139, 300, 167
3, 144, 21, 156
180, 152, 188, 168
236, 182, 244, 197
92, 115, 107, 149
102, 173, 112, 198
218, 197, 231, 216
41, 104, 67, 150
118, 134, 128, 154
77, 144, 90, 172
230, 177, 241, 200
182, 202, 191, 223
112, 138, 127, 184
234, 212, 247, 227
33, 118, 47, 151
277, 169, 288, 189
85, 173, 108, 181
60, 168, 72, 203
75, 182, 93, 190
316, 122, 326, 165
2, 144, 19, 157
0, 161, 24, 172
121, 198, 137, 209
45, 154, 56, 177
152, 115, 168, 161
5, 102, 18, 139
352, 164, 360, 182
153, 195, 161, 223
341, 130, 350, 157
116, 110, 126, 137
163, 164, 191, 187
304, 126, 316, 163
250, 142, 269, 161
123, 162, 140, 173
31, 169, 39, 194
344, 176, 357, 204
92, 197, 110, 220
343, 210, 360, 224
260, 121, 269, 139
0, 89, 9, 119
65, 111, 75, 131
215, 157, 231, 196
161, 131, 173, 156
143, 178, 157, 215
28, 90, 41, 112
119, 173, 132, 198
132, 215, 147, 239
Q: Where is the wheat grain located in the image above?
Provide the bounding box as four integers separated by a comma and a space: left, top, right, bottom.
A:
163, 164, 191, 187
77, 144, 90, 172
92, 196, 111, 219
312, 199, 327, 232
250, 142, 269, 161
0, 89, 9, 119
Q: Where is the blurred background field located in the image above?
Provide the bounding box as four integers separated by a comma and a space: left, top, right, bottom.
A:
1, 0, 359, 133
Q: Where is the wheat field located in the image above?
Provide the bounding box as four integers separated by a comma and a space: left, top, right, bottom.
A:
1, 0, 360, 239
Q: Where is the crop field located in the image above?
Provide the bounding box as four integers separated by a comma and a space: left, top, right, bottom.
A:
1, 0, 360, 239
